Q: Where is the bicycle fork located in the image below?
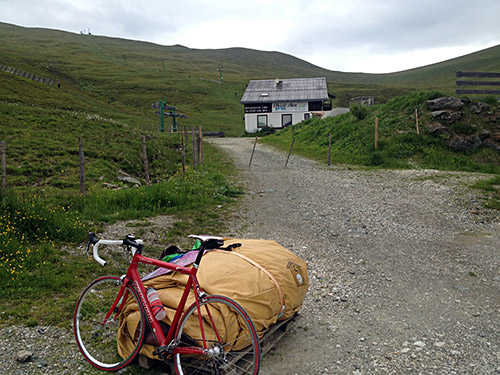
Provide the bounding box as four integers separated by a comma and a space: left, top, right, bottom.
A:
101, 277, 130, 325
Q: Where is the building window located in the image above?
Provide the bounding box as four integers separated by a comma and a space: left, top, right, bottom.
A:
257, 115, 268, 128
282, 114, 292, 127
308, 101, 323, 111
304, 113, 311, 121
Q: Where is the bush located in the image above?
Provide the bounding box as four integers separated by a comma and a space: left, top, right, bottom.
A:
482, 95, 499, 109
369, 153, 383, 166
258, 126, 276, 135
350, 105, 368, 120
448, 122, 476, 136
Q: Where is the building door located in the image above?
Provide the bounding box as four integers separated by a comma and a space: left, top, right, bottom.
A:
282, 114, 292, 127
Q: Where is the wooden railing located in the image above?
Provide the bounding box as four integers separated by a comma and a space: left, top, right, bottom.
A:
456, 71, 500, 96
0, 64, 58, 87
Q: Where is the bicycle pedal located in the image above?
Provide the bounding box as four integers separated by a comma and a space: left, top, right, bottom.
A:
153, 346, 169, 356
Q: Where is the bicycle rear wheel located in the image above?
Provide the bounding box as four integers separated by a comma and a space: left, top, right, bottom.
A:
73, 276, 145, 371
174, 295, 260, 375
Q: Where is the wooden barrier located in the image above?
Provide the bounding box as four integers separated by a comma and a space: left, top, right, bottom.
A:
0, 64, 58, 87
456, 71, 500, 96
141, 135, 151, 186
78, 137, 85, 197
1, 141, 5, 194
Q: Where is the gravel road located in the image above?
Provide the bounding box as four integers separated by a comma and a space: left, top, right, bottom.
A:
210, 137, 500, 375
2, 137, 499, 375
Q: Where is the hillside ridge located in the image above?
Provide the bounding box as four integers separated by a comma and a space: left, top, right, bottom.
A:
1, 21, 499, 81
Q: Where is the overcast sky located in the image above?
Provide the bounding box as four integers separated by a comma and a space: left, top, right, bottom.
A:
1, 0, 500, 73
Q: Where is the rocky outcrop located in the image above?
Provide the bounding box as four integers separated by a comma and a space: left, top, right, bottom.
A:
117, 176, 141, 187
449, 135, 482, 152
426, 96, 500, 154
430, 110, 463, 123
427, 97, 464, 111
428, 122, 450, 137
484, 140, 500, 154
470, 101, 491, 114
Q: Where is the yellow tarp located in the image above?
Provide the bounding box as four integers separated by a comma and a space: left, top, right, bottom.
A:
118, 238, 308, 359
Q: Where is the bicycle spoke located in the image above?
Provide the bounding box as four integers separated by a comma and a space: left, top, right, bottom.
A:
74, 276, 145, 371
174, 296, 260, 375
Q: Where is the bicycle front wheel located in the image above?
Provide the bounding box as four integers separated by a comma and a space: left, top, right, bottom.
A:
73, 276, 145, 371
174, 295, 260, 375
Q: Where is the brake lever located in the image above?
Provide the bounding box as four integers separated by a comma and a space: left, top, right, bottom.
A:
85, 232, 100, 255
85, 241, 91, 255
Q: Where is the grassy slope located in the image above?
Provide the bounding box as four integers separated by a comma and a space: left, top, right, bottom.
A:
262, 91, 500, 174
2, 22, 500, 126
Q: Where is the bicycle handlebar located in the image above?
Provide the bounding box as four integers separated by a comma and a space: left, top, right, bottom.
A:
87, 232, 144, 266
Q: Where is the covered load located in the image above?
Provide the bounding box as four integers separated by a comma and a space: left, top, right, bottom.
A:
118, 238, 309, 360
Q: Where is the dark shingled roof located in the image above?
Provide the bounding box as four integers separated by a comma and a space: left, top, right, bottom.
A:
240, 77, 329, 104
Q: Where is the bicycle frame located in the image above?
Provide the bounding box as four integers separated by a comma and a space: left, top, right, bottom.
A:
106, 249, 211, 357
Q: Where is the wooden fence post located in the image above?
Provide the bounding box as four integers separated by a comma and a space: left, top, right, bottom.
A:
181, 127, 186, 175
415, 108, 420, 135
1, 141, 5, 194
198, 126, 203, 165
328, 133, 332, 166
375, 117, 379, 150
192, 128, 197, 168
141, 135, 151, 186
249, 137, 258, 168
78, 137, 85, 196
285, 136, 295, 167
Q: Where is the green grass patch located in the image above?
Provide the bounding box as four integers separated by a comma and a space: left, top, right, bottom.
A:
0, 142, 242, 328
262, 91, 500, 174
472, 175, 500, 209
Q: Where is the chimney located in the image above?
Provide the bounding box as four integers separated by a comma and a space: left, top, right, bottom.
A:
275, 79, 283, 89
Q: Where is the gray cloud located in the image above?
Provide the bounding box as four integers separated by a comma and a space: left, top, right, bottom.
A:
284, 0, 500, 54
1, 0, 499, 72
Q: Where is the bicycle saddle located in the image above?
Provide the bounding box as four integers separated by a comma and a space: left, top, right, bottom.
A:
188, 235, 223, 243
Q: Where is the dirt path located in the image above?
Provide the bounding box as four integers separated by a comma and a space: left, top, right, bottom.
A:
209, 137, 500, 375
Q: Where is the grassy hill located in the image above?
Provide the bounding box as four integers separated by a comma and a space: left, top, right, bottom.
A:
2, 21, 500, 126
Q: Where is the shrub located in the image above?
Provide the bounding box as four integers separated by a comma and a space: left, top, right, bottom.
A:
482, 95, 499, 109
448, 122, 476, 136
351, 105, 368, 120
258, 126, 276, 135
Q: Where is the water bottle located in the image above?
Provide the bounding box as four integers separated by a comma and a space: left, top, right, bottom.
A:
147, 287, 166, 320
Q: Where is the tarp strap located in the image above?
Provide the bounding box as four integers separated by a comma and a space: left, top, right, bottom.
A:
215, 250, 285, 315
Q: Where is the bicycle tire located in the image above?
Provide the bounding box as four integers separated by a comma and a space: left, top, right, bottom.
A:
173, 295, 260, 375
73, 275, 145, 371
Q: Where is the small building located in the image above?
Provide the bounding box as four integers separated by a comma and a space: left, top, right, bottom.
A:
349, 96, 375, 107
240, 77, 331, 133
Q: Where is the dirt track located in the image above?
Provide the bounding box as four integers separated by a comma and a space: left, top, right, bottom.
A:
210, 137, 500, 375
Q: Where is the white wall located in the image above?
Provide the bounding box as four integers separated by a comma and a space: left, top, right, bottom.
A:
244, 101, 312, 133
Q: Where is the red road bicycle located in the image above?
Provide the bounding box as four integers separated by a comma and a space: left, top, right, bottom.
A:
73, 232, 260, 374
